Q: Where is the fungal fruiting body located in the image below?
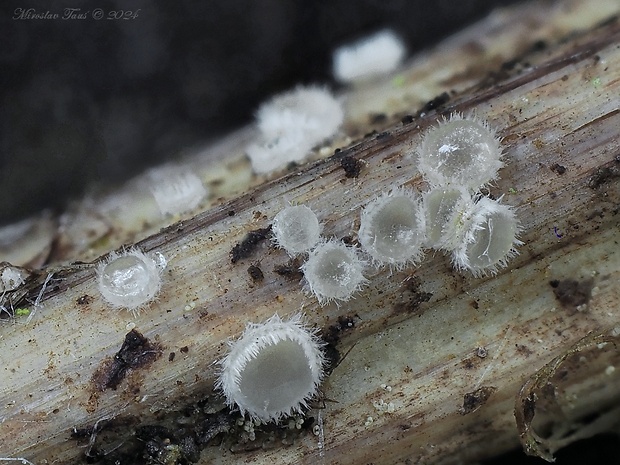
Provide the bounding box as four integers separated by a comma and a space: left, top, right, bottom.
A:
218, 313, 325, 422
451, 197, 522, 276
247, 86, 343, 174
256, 86, 343, 145
421, 186, 477, 251
333, 29, 406, 83
147, 167, 207, 216
301, 239, 367, 305
272, 205, 321, 255
417, 113, 503, 190
246, 128, 314, 174
96, 248, 165, 313
358, 188, 425, 268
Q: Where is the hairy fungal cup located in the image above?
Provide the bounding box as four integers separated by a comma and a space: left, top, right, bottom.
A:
417, 113, 503, 190
333, 29, 406, 83
97, 248, 166, 313
257, 85, 343, 145
358, 188, 425, 268
247, 86, 343, 174
218, 313, 325, 422
452, 197, 522, 276
272, 205, 321, 255
422, 186, 477, 250
246, 128, 313, 174
302, 239, 367, 305
147, 167, 207, 216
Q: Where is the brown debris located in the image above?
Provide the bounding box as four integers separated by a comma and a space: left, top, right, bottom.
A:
230, 226, 272, 263
549, 279, 593, 310
340, 155, 363, 178
273, 257, 304, 281
393, 276, 432, 314
91, 329, 162, 392
247, 264, 264, 282
459, 386, 497, 415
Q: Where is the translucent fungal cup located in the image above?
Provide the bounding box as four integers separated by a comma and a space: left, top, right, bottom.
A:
302, 240, 366, 304
218, 314, 325, 422
97, 249, 164, 312
452, 197, 522, 275
358, 189, 424, 268
272, 205, 321, 255
422, 186, 476, 251
148, 168, 207, 216
417, 114, 503, 190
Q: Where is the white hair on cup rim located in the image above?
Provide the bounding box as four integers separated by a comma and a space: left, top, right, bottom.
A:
451, 196, 522, 276
256, 85, 343, 147
147, 166, 208, 216
358, 187, 425, 269
417, 113, 504, 190
301, 239, 367, 305
96, 247, 167, 314
246, 128, 314, 175
333, 29, 406, 83
421, 186, 477, 251
217, 313, 325, 423
271, 205, 321, 256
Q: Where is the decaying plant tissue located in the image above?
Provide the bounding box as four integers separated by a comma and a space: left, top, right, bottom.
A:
1, 0, 620, 464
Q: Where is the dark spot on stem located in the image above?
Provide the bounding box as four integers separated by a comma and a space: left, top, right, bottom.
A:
549, 279, 593, 311
230, 226, 272, 263
588, 157, 620, 188
420, 92, 450, 113
459, 386, 497, 415
550, 163, 567, 175
274, 257, 304, 281
91, 329, 162, 392
247, 264, 264, 282
393, 276, 432, 314
340, 155, 363, 178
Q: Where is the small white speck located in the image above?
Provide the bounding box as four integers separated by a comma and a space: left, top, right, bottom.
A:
605, 366, 615, 376
126, 322, 136, 331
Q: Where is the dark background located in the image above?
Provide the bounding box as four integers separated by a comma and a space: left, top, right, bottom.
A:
1, 0, 522, 225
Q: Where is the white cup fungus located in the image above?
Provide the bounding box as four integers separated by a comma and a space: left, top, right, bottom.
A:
417, 113, 503, 190
218, 313, 325, 423
97, 248, 165, 314
421, 186, 477, 251
358, 188, 425, 268
272, 205, 321, 256
451, 197, 522, 276
301, 239, 367, 305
